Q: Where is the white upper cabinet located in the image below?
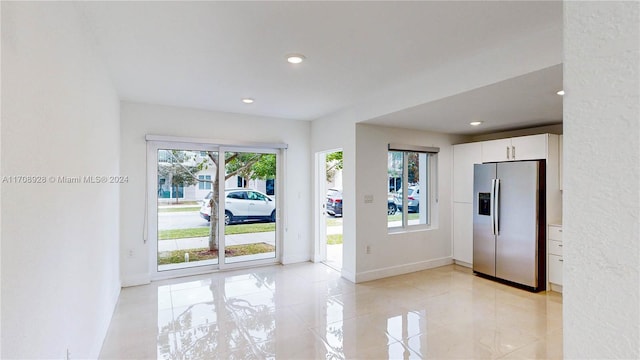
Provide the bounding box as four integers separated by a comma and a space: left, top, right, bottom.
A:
453, 142, 482, 203
480, 138, 512, 163
481, 134, 548, 163
511, 134, 548, 161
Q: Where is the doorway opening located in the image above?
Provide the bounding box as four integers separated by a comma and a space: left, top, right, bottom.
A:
319, 149, 343, 271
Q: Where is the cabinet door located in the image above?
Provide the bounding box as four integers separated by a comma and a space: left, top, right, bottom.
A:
511, 134, 548, 161
481, 138, 511, 163
548, 254, 563, 285
453, 143, 482, 203
453, 202, 473, 264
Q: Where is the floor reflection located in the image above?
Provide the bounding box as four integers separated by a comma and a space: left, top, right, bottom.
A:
100, 263, 563, 359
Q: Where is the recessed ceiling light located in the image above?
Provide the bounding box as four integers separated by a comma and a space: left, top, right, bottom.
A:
286, 54, 305, 64
241, 98, 254, 104
557, 90, 565, 96
470, 121, 483, 126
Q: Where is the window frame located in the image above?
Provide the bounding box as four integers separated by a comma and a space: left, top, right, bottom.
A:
198, 174, 212, 190
387, 144, 439, 233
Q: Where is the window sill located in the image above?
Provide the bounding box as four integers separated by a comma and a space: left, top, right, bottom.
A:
388, 225, 435, 235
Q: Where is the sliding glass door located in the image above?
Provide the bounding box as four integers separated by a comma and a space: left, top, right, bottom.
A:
221, 149, 278, 265
150, 142, 280, 277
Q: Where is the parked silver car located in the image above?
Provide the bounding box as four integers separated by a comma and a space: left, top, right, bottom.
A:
200, 188, 276, 225
394, 186, 420, 213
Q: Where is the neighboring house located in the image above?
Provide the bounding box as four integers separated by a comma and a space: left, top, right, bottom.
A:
326, 168, 342, 190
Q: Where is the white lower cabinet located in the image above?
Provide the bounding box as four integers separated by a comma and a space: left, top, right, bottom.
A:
548, 224, 563, 290
453, 202, 473, 265
548, 254, 563, 286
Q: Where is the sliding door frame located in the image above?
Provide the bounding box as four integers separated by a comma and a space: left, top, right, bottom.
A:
146, 136, 286, 280
218, 146, 283, 271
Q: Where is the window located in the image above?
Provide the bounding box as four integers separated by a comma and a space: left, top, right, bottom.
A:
158, 150, 170, 163
227, 191, 247, 199
198, 175, 211, 190
387, 144, 438, 231
247, 191, 270, 201
265, 179, 275, 195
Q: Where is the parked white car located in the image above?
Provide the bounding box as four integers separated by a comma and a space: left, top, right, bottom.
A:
200, 188, 276, 225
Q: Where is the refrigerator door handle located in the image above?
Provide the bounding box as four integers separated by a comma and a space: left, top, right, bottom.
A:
491, 179, 496, 235
494, 178, 500, 235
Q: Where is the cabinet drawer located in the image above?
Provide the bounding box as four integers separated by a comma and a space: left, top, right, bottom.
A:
549, 225, 563, 241
549, 254, 563, 285
549, 240, 563, 256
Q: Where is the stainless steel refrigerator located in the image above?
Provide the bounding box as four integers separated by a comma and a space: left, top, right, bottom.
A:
473, 161, 546, 291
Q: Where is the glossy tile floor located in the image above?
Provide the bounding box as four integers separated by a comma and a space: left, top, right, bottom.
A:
100, 263, 562, 359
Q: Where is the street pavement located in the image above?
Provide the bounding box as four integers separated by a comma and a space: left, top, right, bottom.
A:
158, 210, 208, 230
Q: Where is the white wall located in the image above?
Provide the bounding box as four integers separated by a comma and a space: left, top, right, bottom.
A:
354, 124, 465, 281
0, 2, 3, 354
564, 2, 640, 358
1, 2, 121, 358
120, 102, 311, 285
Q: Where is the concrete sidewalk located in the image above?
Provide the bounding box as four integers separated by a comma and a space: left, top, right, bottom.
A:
158, 203, 201, 209
159, 225, 344, 252
158, 231, 276, 252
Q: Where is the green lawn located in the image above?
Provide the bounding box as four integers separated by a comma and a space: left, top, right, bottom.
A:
158, 206, 200, 213
159, 222, 275, 240
327, 234, 343, 245
158, 243, 275, 265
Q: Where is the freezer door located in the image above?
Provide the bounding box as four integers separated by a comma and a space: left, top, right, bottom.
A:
473, 163, 496, 277
495, 161, 540, 287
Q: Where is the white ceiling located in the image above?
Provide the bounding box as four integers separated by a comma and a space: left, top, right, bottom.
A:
77, 1, 563, 134
364, 64, 563, 135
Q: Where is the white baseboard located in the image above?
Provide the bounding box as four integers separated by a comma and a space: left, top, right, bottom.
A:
355, 257, 453, 283
122, 274, 151, 287
281, 254, 311, 265
341, 268, 356, 283
453, 259, 472, 268
550, 283, 563, 293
